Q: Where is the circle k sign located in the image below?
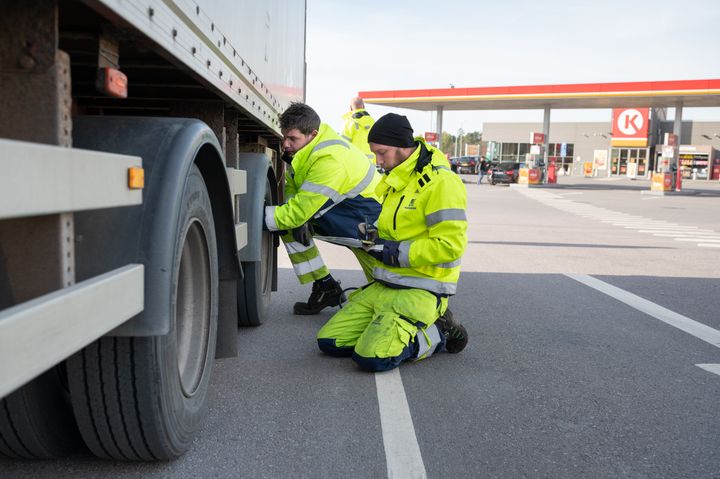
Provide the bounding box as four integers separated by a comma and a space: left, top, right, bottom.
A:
617, 109, 644, 135
612, 108, 649, 139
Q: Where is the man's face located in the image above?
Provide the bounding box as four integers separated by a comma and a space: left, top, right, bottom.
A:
281, 128, 317, 156
369, 143, 412, 172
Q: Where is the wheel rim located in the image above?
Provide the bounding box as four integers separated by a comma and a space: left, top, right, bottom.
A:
175, 220, 211, 397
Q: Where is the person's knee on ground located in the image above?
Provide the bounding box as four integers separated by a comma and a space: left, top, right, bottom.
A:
316, 283, 377, 352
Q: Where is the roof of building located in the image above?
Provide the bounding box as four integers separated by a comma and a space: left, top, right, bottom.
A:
359, 79, 720, 111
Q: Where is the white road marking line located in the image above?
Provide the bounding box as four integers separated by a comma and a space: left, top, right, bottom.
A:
565, 274, 720, 349
617, 223, 683, 227
519, 190, 720, 248
699, 243, 720, 248
645, 231, 720, 236
675, 238, 720, 243
375, 369, 427, 479
625, 226, 709, 231
626, 225, 709, 230
653, 235, 720, 240
616, 223, 677, 227
696, 364, 720, 376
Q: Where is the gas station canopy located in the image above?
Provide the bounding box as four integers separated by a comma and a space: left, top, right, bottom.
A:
359, 79, 720, 111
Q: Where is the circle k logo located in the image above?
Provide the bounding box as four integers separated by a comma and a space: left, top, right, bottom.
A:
617, 109, 644, 135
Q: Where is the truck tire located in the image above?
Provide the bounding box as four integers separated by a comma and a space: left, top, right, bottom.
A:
67, 165, 219, 460
0, 366, 81, 458
237, 177, 274, 326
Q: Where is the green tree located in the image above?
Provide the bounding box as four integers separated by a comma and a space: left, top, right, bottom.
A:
441, 132, 455, 156
439, 131, 482, 157
464, 131, 482, 145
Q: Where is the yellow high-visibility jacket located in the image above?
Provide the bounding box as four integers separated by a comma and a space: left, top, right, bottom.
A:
265, 123, 380, 235
342, 109, 375, 164
374, 139, 467, 295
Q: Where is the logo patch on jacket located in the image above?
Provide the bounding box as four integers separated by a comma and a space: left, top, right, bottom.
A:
405, 198, 416, 210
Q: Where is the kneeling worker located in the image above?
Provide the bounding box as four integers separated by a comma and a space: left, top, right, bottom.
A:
317, 113, 469, 371
264, 102, 381, 314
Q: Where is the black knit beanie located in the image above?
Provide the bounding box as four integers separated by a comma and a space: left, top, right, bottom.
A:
368, 113, 415, 148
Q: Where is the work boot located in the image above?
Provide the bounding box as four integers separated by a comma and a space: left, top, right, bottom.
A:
293, 280, 346, 315
436, 309, 468, 354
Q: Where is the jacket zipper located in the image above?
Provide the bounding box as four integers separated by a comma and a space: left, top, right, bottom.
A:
392, 195, 405, 230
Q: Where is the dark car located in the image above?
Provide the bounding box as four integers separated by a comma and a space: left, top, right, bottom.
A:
489, 162, 522, 184
449, 157, 458, 173
456, 155, 479, 174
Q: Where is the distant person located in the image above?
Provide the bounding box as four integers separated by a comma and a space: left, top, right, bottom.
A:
265, 102, 382, 315
341, 97, 376, 165
477, 157, 489, 184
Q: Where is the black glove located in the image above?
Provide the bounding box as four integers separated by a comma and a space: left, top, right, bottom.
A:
291, 222, 312, 247
367, 240, 400, 267
381, 240, 401, 267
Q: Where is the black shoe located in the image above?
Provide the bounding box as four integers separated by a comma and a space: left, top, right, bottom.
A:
436, 309, 468, 353
293, 280, 346, 315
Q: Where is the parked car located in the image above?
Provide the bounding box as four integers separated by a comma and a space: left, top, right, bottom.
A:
449, 157, 458, 173
489, 162, 523, 184
456, 155, 479, 174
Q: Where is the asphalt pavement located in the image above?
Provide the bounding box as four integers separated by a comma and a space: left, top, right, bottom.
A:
3, 176, 720, 478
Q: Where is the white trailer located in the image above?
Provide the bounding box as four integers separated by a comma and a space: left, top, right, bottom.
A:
0, 0, 306, 460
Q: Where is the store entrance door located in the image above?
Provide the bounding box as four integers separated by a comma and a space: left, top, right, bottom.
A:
610, 148, 649, 177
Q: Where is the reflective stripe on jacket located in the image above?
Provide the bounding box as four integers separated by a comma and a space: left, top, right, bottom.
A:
342, 109, 375, 163
265, 123, 381, 232
373, 139, 467, 295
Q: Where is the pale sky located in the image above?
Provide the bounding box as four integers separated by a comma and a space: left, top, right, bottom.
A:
305, 0, 720, 136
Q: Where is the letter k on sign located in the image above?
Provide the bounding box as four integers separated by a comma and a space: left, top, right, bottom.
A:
617, 109, 644, 135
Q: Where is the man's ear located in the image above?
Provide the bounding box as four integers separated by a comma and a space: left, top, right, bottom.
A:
310, 129, 319, 139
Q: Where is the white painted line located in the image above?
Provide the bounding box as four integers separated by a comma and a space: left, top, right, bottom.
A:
613, 222, 675, 225
699, 243, 720, 248
565, 274, 720, 349
646, 231, 720, 236
675, 238, 720, 243
375, 369, 427, 479
625, 226, 709, 231
599, 218, 641, 221
614, 225, 670, 229
618, 224, 683, 228
696, 364, 720, 376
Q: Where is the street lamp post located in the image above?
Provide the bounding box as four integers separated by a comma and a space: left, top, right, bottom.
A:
454, 128, 465, 157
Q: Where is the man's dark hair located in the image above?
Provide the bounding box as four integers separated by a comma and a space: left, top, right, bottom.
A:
279, 102, 321, 134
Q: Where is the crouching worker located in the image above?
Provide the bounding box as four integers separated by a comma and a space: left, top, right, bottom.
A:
264, 102, 382, 315
317, 113, 469, 371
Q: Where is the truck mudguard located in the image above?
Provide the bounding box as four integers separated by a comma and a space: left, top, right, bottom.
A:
72, 116, 236, 336
236, 152, 274, 262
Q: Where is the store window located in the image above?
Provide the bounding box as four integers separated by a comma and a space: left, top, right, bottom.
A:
679, 153, 710, 179
500, 143, 518, 162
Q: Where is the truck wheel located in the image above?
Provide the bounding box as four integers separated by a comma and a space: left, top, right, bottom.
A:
0, 365, 81, 458
238, 177, 274, 326
67, 165, 219, 460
